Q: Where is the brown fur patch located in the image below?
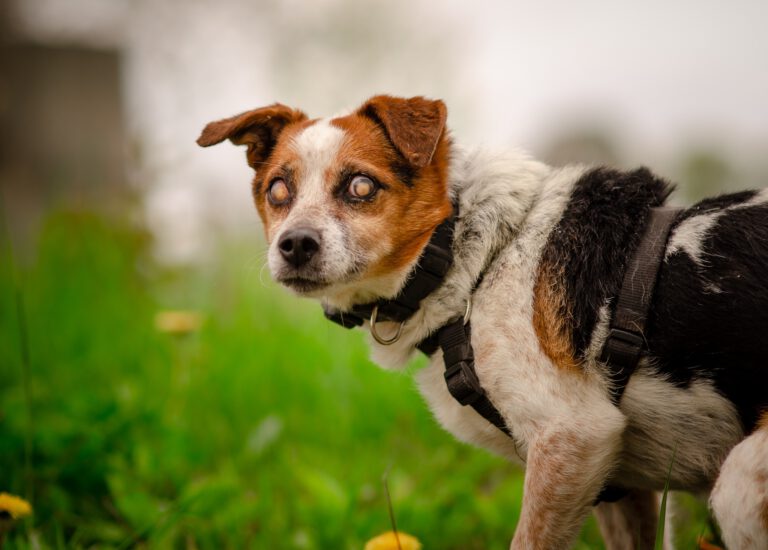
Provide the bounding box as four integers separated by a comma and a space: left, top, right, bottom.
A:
358, 95, 447, 168
328, 101, 452, 277
197, 103, 307, 169
757, 410, 768, 430
532, 263, 580, 372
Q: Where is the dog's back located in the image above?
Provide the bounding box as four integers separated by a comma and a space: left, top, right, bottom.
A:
650, 189, 768, 433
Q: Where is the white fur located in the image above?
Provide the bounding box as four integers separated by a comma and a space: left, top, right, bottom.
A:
710, 425, 768, 549
369, 147, 554, 368
288, 119, 345, 201
617, 367, 742, 490
666, 211, 723, 264
666, 187, 768, 264
736, 186, 768, 208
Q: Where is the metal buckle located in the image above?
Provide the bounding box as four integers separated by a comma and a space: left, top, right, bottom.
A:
444, 360, 486, 405
601, 328, 644, 363
323, 307, 364, 328
606, 328, 644, 348
370, 305, 405, 345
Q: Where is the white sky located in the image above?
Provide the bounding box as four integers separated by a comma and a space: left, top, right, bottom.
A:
11, 0, 768, 261
461, 0, 768, 156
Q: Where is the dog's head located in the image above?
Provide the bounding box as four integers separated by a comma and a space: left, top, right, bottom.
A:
198, 95, 452, 308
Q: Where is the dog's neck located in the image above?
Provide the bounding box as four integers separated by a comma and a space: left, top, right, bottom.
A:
368, 146, 550, 368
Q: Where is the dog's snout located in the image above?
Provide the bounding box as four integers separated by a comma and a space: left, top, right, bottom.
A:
278, 227, 321, 268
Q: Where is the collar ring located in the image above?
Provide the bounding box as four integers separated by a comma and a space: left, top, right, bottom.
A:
370, 305, 405, 345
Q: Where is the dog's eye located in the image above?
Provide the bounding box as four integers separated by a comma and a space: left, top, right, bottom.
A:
346, 175, 378, 200
267, 178, 291, 205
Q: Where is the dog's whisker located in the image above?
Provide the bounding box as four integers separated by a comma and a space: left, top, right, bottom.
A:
258, 261, 271, 288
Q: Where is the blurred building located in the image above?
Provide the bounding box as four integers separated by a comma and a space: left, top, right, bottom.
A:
0, 1, 129, 251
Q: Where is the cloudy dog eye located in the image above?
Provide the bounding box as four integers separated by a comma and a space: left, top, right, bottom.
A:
267, 178, 291, 205
345, 175, 378, 200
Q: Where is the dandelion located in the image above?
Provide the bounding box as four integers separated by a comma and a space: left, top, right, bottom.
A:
368, 471, 420, 550
0, 493, 32, 548
364, 530, 422, 550
0, 493, 31, 522
154, 310, 203, 335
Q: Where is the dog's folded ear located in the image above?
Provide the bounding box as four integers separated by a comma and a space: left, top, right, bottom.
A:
197, 104, 307, 168
359, 95, 447, 169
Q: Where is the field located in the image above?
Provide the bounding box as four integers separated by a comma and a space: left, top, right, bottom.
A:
1, 210, 712, 549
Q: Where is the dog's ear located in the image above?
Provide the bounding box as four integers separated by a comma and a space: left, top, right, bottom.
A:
359, 95, 447, 168
197, 104, 308, 168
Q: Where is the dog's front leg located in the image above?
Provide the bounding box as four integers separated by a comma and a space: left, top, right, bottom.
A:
511, 412, 626, 550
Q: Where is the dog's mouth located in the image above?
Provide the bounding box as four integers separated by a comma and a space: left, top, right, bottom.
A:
279, 276, 330, 294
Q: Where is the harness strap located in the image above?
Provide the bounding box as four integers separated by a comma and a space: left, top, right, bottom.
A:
600, 206, 682, 404
438, 319, 513, 437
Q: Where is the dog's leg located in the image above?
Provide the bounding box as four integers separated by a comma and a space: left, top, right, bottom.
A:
594, 490, 665, 550
510, 410, 626, 550
710, 418, 768, 550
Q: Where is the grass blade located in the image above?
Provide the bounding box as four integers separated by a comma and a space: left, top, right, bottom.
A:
383, 470, 402, 550
655, 445, 678, 549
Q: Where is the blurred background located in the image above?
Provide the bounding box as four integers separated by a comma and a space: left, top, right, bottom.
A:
0, 0, 765, 548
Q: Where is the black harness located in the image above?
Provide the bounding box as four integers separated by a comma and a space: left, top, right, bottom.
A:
324, 204, 681, 502
600, 207, 682, 404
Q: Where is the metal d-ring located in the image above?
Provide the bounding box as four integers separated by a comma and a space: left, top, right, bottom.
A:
463, 296, 473, 325
369, 305, 405, 345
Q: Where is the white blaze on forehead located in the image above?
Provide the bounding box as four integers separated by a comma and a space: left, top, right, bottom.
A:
288, 118, 346, 206
267, 117, 361, 289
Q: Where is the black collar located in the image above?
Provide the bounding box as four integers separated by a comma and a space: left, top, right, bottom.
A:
322, 209, 457, 345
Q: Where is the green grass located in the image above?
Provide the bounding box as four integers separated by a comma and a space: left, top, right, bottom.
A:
0, 209, 711, 549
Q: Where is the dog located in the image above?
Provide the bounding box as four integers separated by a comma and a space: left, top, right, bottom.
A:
198, 95, 768, 549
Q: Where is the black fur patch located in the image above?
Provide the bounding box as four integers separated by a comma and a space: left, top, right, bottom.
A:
390, 158, 416, 187
647, 193, 768, 433
546, 172, 767, 431
673, 189, 757, 222
540, 167, 672, 359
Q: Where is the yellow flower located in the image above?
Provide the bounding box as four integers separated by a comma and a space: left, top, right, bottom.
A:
364, 530, 422, 550
0, 493, 32, 520
154, 310, 203, 335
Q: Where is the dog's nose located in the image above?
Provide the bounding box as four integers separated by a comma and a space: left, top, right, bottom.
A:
278, 227, 321, 268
